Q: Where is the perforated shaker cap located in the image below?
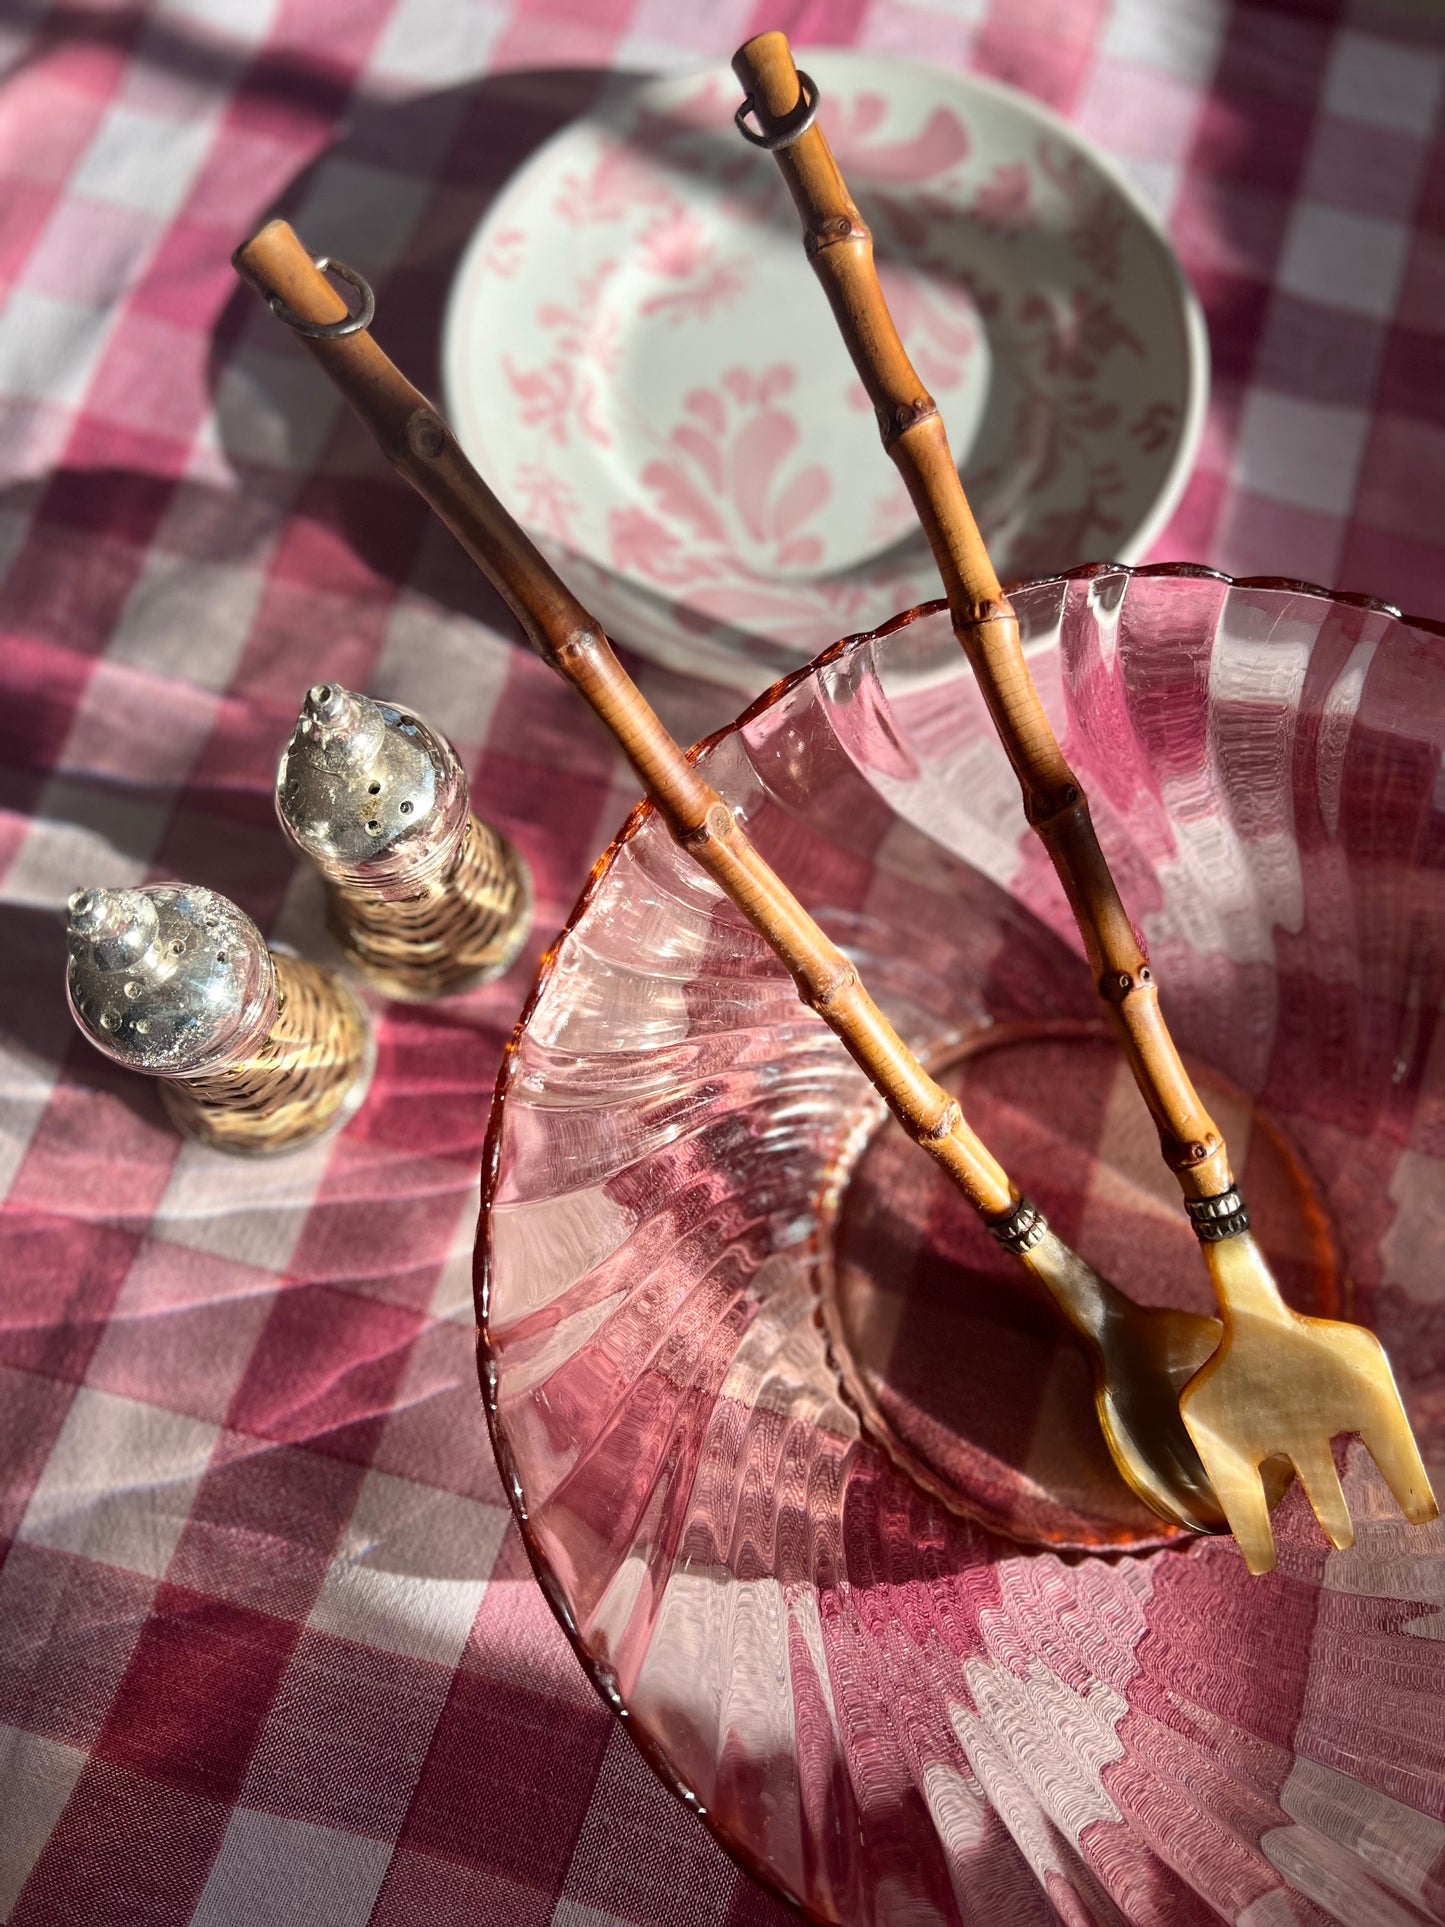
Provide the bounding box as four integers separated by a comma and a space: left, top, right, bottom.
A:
275, 683, 469, 895
65, 884, 277, 1077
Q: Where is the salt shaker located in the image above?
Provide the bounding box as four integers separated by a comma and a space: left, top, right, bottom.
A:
65, 883, 373, 1154
275, 683, 531, 1002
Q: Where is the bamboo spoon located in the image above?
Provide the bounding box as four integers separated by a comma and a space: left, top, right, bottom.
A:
234, 218, 1229, 1537
730, 31, 1438, 1571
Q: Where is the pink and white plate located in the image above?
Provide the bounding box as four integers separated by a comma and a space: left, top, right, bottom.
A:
443, 52, 1208, 689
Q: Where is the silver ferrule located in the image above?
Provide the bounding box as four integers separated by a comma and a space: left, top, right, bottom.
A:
66, 884, 277, 1078
275, 682, 470, 897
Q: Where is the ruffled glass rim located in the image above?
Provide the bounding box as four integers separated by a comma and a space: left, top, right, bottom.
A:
473, 559, 1445, 1923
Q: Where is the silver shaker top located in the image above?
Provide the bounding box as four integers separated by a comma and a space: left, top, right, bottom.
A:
275, 683, 469, 894
66, 884, 277, 1077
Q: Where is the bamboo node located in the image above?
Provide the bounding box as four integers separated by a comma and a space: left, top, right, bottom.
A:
553, 624, 608, 672
804, 214, 868, 258
684, 802, 733, 848
1166, 1133, 1224, 1174
1101, 966, 1153, 1006
1025, 784, 1083, 830
811, 963, 859, 1011
878, 395, 937, 449
921, 1096, 963, 1141
407, 409, 448, 460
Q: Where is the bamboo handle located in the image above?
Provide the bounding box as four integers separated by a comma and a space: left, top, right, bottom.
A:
732, 34, 1233, 1205
233, 221, 1014, 1217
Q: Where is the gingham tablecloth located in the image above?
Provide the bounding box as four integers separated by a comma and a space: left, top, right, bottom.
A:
1, 1, 1442, 1922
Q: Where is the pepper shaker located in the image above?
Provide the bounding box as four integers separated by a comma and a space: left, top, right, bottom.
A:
65, 883, 373, 1154
275, 683, 531, 1002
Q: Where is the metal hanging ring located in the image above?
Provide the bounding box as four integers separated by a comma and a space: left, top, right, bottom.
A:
734, 71, 820, 150
267, 257, 375, 339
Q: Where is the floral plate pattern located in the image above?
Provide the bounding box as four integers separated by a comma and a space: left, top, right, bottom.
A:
443, 53, 1208, 688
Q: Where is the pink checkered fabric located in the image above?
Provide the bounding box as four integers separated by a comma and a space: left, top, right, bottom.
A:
1, 0, 1442, 1922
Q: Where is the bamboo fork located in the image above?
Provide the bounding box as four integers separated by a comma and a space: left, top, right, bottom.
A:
234, 218, 1229, 1538
730, 31, 1438, 1571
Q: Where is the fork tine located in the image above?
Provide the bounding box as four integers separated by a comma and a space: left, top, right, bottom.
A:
1288, 1440, 1353, 1551
1186, 1426, 1277, 1574
1359, 1406, 1440, 1527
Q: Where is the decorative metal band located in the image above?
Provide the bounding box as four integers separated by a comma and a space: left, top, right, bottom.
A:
1186, 1187, 1251, 1242
735, 71, 820, 149
989, 1196, 1047, 1255
268, 257, 375, 339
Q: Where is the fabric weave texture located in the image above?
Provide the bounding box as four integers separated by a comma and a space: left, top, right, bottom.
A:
2, 0, 1443, 1921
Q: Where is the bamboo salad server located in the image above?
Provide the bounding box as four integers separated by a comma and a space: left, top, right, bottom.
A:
730, 29, 1437, 1572
234, 218, 1230, 1538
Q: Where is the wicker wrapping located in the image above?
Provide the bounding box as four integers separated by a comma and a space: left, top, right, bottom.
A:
326, 811, 531, 1002
161, 953, 370, 1153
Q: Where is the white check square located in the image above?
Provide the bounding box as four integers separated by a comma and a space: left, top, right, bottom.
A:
0, 290, 112, 408
1100, 0, 1227, 83
18, 1386, 218, 1580
2, 778, 166, 912
1232, 389, 1369, 518
1325, 30, 1443, 138
192, 1811, 392, 1927
154, 0, 281, 44
0, 1724, 88, 1919
106, 552, 267, 692
289, 161, 430, 269
373, 595, 513, 760
1112, 155, 1181, 223
1279, 201, 1408, 321
213, 346, 342, 471
70, 104, 216, 219
369, 0, 505, 85
152, 1123, 336, 1275
552, 1903, 638, 1927
309, 1467, 507, 1666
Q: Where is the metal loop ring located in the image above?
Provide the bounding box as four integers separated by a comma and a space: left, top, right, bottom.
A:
267, 257, 375, 339
734, 71, 819, 150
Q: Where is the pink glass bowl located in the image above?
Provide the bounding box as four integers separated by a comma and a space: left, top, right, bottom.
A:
478, 566, 1445, 1925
